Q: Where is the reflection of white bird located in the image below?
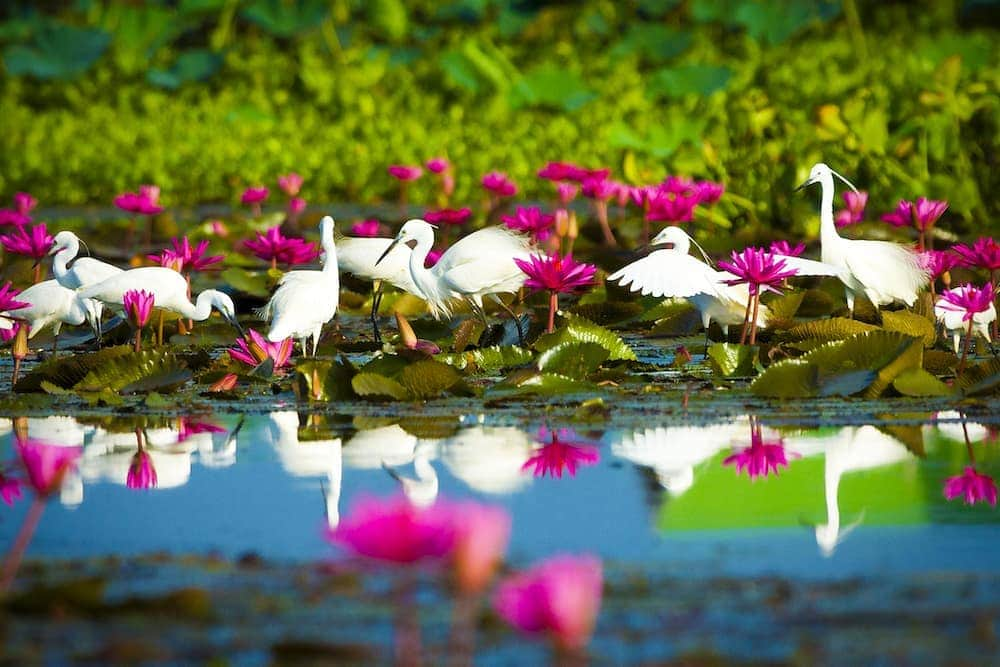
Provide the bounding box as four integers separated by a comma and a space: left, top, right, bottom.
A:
82, 426, 193, 490
342, 424, 420, 469
441, 427, 534, 495
262, 216, 339, 355
797, 163, 928, 314
784, 426, 912, 556
337, 236, 423, 343
0, 280, 103, 347
79, 267, 240, 331
382, 441, 439, 507
609, 226, 839, 336
377, 220, 533, 339
932, 410, 990, 444
49, 230, 122, 289
934, 287, 996, 353
611, 420, 748, 496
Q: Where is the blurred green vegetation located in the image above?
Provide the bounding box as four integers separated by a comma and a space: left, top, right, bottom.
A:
0, 0, 997, 235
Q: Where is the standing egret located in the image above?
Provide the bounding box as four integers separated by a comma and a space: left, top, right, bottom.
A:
376, 219, 533, 341
337, 235, 422, 343
796, 163, 929, 314
608, 226, 840, 338
261, 216, 339, 356
0, 280, 103, 351
934, 285, 996, 353
49, 231, 123, 289
78, 266, 242, 335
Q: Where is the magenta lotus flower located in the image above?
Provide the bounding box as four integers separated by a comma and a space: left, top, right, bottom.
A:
580, 177, 615, 201
516, 253, 597, 332
0, 209, 31, 226
522, 427, 600, 479
723, 429, 794, 480
126, 449, 158, 490
287, 197, 307, 216
538, 161, 609, 183
241, 187, 270, 205
123, 289, 154, 332
424, 207, 472, 226
502, 207, 556, 242
835, 190, 868, 227
693, 180, 725, 205
881, 197, 948, 251
16, 440, 81, 498
0, 282, 31, 312
953, 237, 1000, 272
482, 171, 518, 197
149, 236, 223, 274
425, 157, 450, 173
645, 190, 698, 223
494, 554, 603, 651
1, 223, 54, 260
944, 466, 998, 507
452, 501, 511, 593
350, 219, 384, 237
242, 226, 320, 268
115, 185, 164, 216
719, 247, 799, 297
278, 172, 303, 197
556, 183, 578, 206
920, 250, 961, 280
938, 283, 996, 322
13, 192, 36, 215
0, 322, 22, 344
770, 240, 806, 257
0, 473, 21, 505
388, 165, 423, 181
149, 249, 184, 271
326, 494, 457, 564
228, 328, 294, 370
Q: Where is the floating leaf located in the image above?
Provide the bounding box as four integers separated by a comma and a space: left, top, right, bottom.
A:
784, 317, 877, 343
537, 342, 609, 379
399, 360, 462, 399
956, 358, 1000, 397
438, 345, 532, 372
222, 267, 271, 298
647, 64, 732, 98
486, 370, 599, 399
881, 310, 936, 347
397, 416, 460, 439
452, 318, 484, 353
242, 0, 328, 37
707, 343, 759, 378
763, 291, 805, 329
536, 313, 636, 361
74, 349, 192, 394
749, 359, 818, 398
609, 24, 692, 63
16, 346, 137, 393
795, 288, 837, 317
147, 49, 223, 90
296, 358, 357, 401
892, 368, 954, 397
351, 373, 411, 401
923, 349, 958, 375
509, 63, 595, 112
816, 370, 877, 397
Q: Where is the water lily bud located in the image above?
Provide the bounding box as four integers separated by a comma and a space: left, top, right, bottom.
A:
395, 311, 417, 349
12, 324, 28, 361
568, 211, 579, 240
555, 209, 569, 238
209, 373, 239, 392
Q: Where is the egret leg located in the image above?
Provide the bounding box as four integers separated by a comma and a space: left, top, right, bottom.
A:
370, 280, 384, 344
845, 291, 855, 319
492, 296, 525, 346
469, 300, 489, 328
51, 323, 61, 356
312, 327, 321, 357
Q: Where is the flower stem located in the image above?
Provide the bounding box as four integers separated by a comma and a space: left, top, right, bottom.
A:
739, 295, 752, 345
749, 294, 761, 345
547, 291, 558, 333
595, 201, 616, 246
957, 318, 974, 375
0, 497, 45, 596
32, 263, 41, 284
134, 329, 142, 353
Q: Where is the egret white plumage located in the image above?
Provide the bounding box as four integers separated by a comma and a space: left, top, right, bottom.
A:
336, 235, 422, 343
0, 279, 103, 350
78, 266, 241, 334
796, 163, 929, 314
49, 230, 123, 289
376, 219, 534, 341
934, 286, 996, 353
261, 216, 339, 355
608, 226, 840, 336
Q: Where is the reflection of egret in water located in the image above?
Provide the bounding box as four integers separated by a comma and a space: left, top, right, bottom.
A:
382, 441, 439, 508
341, 423, 440, 507
933, 410, 992, 444
722, 418, 798, 480
266, 412, 343, 528
611, 419, 748, 496
441, 427, 534, 495
938, 412, 998, 509
784, 426, 913, 557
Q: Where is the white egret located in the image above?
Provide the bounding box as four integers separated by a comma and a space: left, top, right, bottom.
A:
381, 441, 439, 508
78, 266, 241, 334
337, 235, 422, 343
797, 163, 929, 314
0, 280, 104, 351
49, 230, 123, 289
376, 219, 533, 342
934, 287, 996, 353
261, 216, 339, 356
608, 226, 840, 337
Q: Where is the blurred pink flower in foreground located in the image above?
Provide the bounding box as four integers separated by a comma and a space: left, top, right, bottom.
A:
388, 165, 423, 181
326, 494, 457, 564
1, 223, 54, 260
724, 428, 795, 480
242, 227, 320, 268
350, 219, 384, 237
278, 173, 303, 197
240, 187, 270, 205
0, 282, 30, 313
482, 171, 518, 198
228, 329, 293, 370
126, 449, 158, 490
1, 472, 22, 505
451, 501, 511, 593
424, 207, 472, 226
16, 440, 81, 498
522, 427, 600, 478
425, 157, 450, 173
494, 554, 603, 651
13, 193, 37, 215
835, 190, 868, 228
944, 467, 997, 507
0, 209, 31, 227
502, 207, 555, 241
424, 248, 442, 268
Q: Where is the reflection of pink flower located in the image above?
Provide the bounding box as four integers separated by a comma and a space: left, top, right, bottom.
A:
482, 171, 517, 197
388, 165, 423, 181
177, 418, 226, 442
13, 192, 37, 215
241, 187, 269, 205
502, 207, 555, 241
228, 329, 294, 370
944, 467, 997, 506
1, 223, 54, 259
425, 157, 450, 173
494, 554, 603, 651
723, 429, 794, 479
123, 289, 155, 328
126, 450, 158, 490
278, 173, 303, 197
350, 219, 384, 237
522, 427, 600, 478
452, 501, 511, 593
17, 440, 81, 498
424, 207, 472, 226
326, 494, 457, 564
1, 473, 22, 505
769, 240, 806, 257
719, 247, 799, 296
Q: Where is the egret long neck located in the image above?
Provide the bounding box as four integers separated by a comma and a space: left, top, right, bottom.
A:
177, 292, 215, 321
407, 235, 437, 301
818, 173, 840, 263
52, 238, 79, 280
321, 226, 338, 277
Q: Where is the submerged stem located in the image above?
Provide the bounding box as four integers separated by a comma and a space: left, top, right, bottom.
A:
0, 497, 45, 596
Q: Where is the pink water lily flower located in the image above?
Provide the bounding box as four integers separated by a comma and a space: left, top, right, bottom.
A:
228, 329, 294, 370
0, 281, 31, 312
424, 207, 472, 226
16, 440, 81, 498
937, 283, 996, 322
494, 554, 603, 651
0, 473, 21, 505
278, 172, 303, 197
287, 197, 307, 216
482, 171, 517, 197
149, 236, 223, 274
126, 449, 158, 490
580, 177, 615, 201
13, 192, 37, 215
720, 247, 799, 297
693, 180, 725, 205
502, 207, 556, 242
241, 187, 270, 205
0, 209, 31, 226
149, 248, 184, 271
451, 501, 511, 593
881, 197, 948, 251
515, 253, 597, 332
920, 250, 961, 280
723, 428, 795, 480
556, 183, 578, 206
326, 494, 457, 564
350, 219, 384, 237
388, 165, 423, 181
944, 466, 998, 507
769, 240, 806, 257
425, 248, 442, 268
952, 237, 1000, 273
0, 321, 22, 344
425, 157, 450, 173
124, 289, 155, 329
835, 190, 868, 227
645, 190, 698, 223
522, 427, 600, 478
1, 222, 54, 259
242, 226, 320, 268
115, 185, 163, 216
538, 162, 609, 183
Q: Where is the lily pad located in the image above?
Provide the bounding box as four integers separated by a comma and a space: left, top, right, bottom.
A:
4, 23, 111, 80
892, 368, 954, 397
707, 343, 759, 378
537, 342, 609, 380
486, 370, 599, 399
749, 359, 819, 398
351, 373, 411, 401
957, 358, 1000, 397
569, 301, 644, 326
880, 310, 936, 347
437, 345, 532, 373
536, 313, 637, 361
398, 360, 462, 399
784, 317, 877, 343
222, 267, 272, 299
15, 345, 135, 392
296, 358, 357, 401
75, 349, 193, 394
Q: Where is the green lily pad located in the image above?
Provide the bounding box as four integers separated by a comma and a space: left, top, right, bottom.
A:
536, 313, 636, 361
147, 49, 223, 90
569, 301, 644, 326
957, 358, 1000, 397
893, 368, 954, 397
537, 342, 609, 380
647, 64, 732, 98
222, 267, 271, 299
351, 373, 411, 401
15, 345, 135, 392
399, 360, 462, 399
486, 370, 599, 399
74, 349, 193, 394
296, 358, 357, 401
437, 345, 532, 372
762, 291, 805, 329
880, 310, 937, 347
707, 343, 759, 378
4, 23, 111, 80
784, 317, 878, 343
749, 359, 819, 398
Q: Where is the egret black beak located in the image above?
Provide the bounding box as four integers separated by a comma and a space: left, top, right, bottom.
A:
794, 180, 811, 192
375, 238, 400, 266
48, 245, 61, 256
226, 314, 246, 338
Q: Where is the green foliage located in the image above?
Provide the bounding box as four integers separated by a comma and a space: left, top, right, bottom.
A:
536, 313, 637, 361
486, 369, 599, 399
880, 310, 937, 348
147, 50, 223, 90
16, 346, 195, 395
537, 342, 609, 380
707, 343, 759, 378
437, 345, 532, 372
3, 23, 110, 80
956, 358, 1000, 397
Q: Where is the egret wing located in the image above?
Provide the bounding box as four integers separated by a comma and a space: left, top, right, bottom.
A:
841, 240, 928, 303
608, 251, 724, 298
775, 255, 847, 279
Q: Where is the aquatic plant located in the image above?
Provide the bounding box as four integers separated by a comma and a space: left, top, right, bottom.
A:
242, 226, 320, 269
944, 467, 997, 507
834, 190, 868, 228
719, 247, 798, 344
240, 186, 269, 217
770, 240, 806, 257
124, 289, 155, 352
450, 501, 511, 594
16, 439, 81, 499
515, 252, 596, 333
326, 494, 456, 564
580, 175, 617, 246
126, 447, 158, 490
522, 427, 600, 479
228, 329, 293, 371
1, 223, 54, 282
13, 192, 36, 216
936, 283, 996, 372
114, 185, 163, 216
424, 207, 472, 226
502, 206, 555, 242
277, 173, 303, 197
881, 197, 948, 251
349, 219, 384, 237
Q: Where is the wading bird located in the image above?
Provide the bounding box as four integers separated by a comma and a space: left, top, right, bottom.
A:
0, 280, 104, 351
49, 230, 123, 289
337, 235, 422, 343
796, 163, 929, 315
261, 216, 339, 356
376, 219, 533, 342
